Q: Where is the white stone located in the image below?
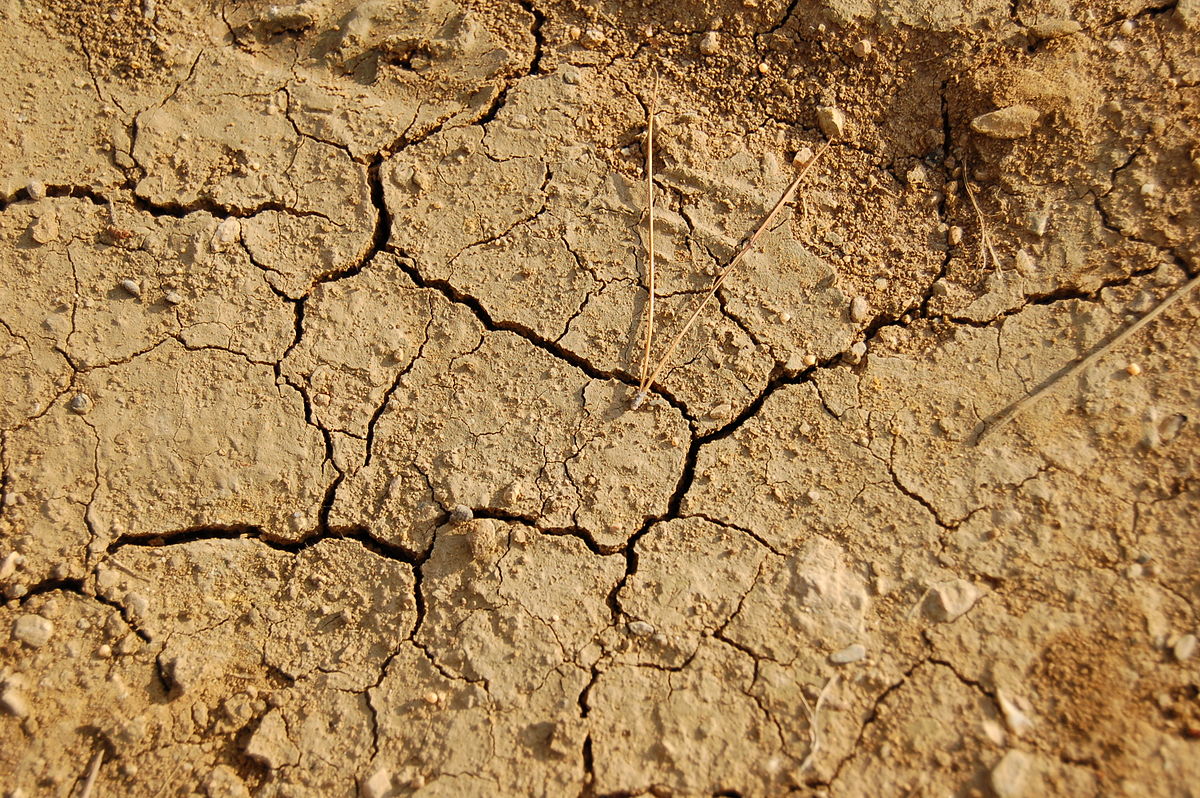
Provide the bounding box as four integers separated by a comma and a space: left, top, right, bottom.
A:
927, 579, 980, 622
816, 106, 847, 139
830, 643, 866, 664
12, 614, 54, 647
971, 105, 1040, 139
990, 750, 1033, 798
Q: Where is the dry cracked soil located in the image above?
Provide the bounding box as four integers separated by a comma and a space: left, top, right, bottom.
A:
2, 0, 1199, 795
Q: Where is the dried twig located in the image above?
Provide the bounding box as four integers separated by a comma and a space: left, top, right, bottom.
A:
79, 748, 103, 798
637, 73, 660, 395
975, 271, 1200, 444
961, 159, 1000, 271
632, 141, 833, 407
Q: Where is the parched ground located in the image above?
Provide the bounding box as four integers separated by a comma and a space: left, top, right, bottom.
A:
1, 0, 1199, 795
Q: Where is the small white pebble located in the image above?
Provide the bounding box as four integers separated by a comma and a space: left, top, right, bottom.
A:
1118, 19, 1135, 36
0, 686, 29, 718
12, 614, 54, 647
119, 279, 142, 297
849, 296, 870, 323
792, 146, 815, 168
26, 180, 46, 200
580, 26, 606, 49
628, 620, 655, 637
699, 31, 720, 56
830, 643, 866, 664
851, 39, 872, 57
423, 691, 441, 705
449, 504, 473, 524
69, 393, 93, 415
802, 354, 817, 367
164, 291, 183, 305
1140, 181, 1161, 198
1174, 634, 1197, 662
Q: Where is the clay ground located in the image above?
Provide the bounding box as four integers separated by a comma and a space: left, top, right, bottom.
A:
2, 0, 1199, 795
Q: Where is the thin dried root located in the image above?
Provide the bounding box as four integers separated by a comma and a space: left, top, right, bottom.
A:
637, 73, 660, 393
975, 271, 1200, 444
633, 139, 834, 406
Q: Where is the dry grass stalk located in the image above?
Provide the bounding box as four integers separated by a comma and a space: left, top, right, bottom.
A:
975, 271, 1200, 444
79, 748, 104, 798
796, 673, 840, 776
637, 73, 660, 394
631, 140, 833, 408
961, 159, 1000, 271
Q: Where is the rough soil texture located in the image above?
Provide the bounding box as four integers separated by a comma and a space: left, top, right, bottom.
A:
2, 0, 1199, 795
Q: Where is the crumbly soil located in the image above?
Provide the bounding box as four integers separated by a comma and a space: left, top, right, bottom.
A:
2, 0, 1199, 795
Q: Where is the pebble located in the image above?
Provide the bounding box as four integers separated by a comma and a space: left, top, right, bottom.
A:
579, 26, 606, 49
927, 579, 980, 622
1174, 634, 1197, 662
1027, 18, 1081, 38
816, 106, 847, 139
970, 105, 1041, 139
1, 685, 29, 718
12, 614, 54, 647
120, 279, 142, 297
830, 643, 866, 664
362, 768, 393, 798
210, 218, 241, 252
991, 750, 1033, 798
707, 403, 732, 421
628, 620, 655, 637
26, 180, 46, 200
423, 691, 441, 705
1125, 363, 1142, 377
843, 341, 867, 365
851, 39, 872, 57
699, 31, 720, 56
947, 226, 963, 245
997, 690, 1033, 736
849, 296, 870, 323
792, 146, 815, 168
162, 290, 183, 305
449, 504, 473, 524
31, 212, 59, 244
0, 551, 19, 581
69, 393, 93, 415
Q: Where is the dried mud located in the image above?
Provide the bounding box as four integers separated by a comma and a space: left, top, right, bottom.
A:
2, 0, 1199, 796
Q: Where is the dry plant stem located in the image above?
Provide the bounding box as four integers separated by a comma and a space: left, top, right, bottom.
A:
796, 673, 840, 775
636, 140, 832, 403
79, 749, 103, 798
637, 74, 660, 394
962, 160, 999, 270
976, 271, 1200, 443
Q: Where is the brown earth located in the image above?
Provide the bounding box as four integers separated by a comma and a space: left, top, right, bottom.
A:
1, 0, 1199, 795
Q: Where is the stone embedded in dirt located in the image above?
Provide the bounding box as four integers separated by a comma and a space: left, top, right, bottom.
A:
0, 685, 29, 718
927, 579, 981, 622
12, 614, 53, 647
1174, 634, 1197, 662
990, 749, 1034, 798
699, 31, 720, 56
830, 643, 866, 664
1027, 18, 1082, 39
970, 105, 1041, 139
119, 278, 141, 297
849, 295, 870, 323
362, 767, 393, 798
817, 105, 847, 138
26, 179, 45, 200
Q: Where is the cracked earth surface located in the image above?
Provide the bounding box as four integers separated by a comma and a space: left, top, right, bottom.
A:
2, 0, 1199, 795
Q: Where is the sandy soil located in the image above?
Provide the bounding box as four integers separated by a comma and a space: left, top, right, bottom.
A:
2, 0, 1199, 795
